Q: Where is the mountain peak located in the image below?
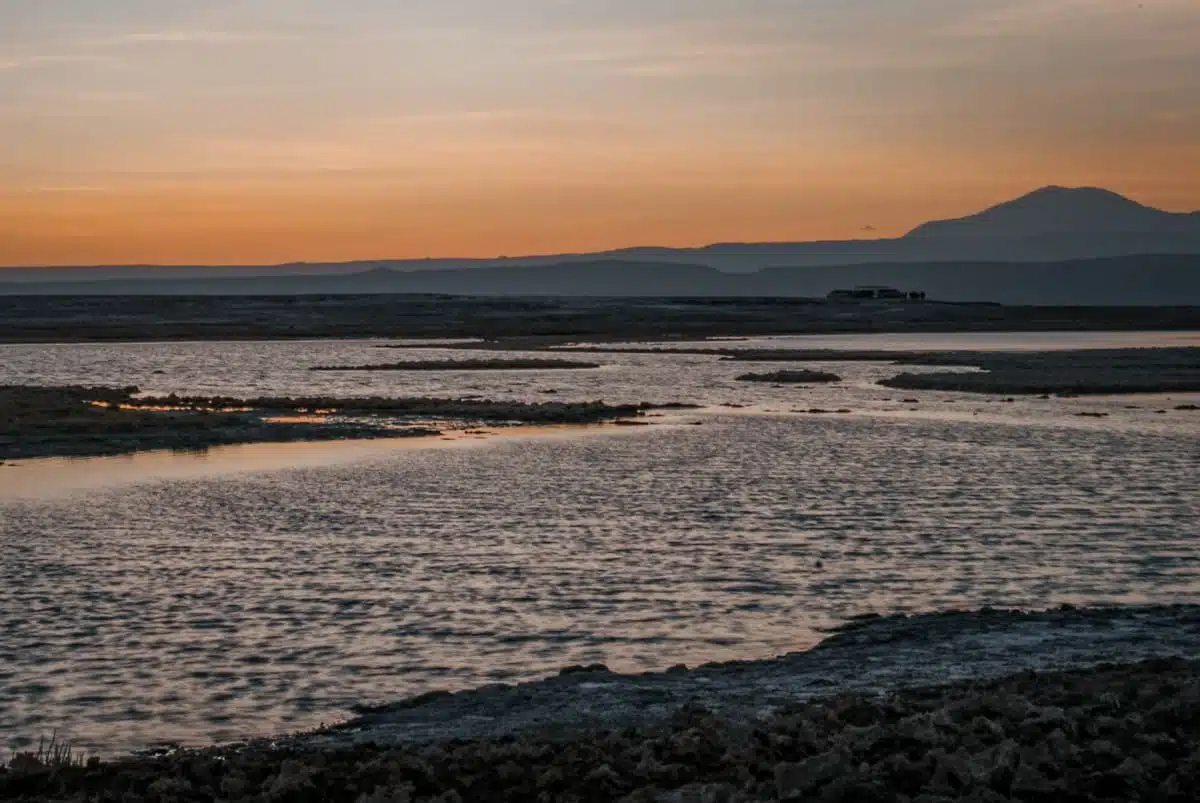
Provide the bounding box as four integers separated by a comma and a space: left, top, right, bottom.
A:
1028, 184, 1106, 194
1016, 184, 1149, 205
906, 186, 1195, 238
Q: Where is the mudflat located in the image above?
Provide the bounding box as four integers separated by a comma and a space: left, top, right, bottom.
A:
736, 369, 842, 384
0, 386, 648, 460
874, 347, 1200, 395
2, 295, 1199, 344
310, 358, 601, 372
548, 344, 1200, 396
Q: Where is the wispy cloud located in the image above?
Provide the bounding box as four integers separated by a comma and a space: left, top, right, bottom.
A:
109, 29, 304, 45
189, 137, 376, 172
555, 38, 796, 79
35, 185, 108, 193
938, 0, 1199, 39
0, 52, 124, 73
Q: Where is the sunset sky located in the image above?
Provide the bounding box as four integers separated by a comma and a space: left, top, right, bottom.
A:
1, 0, 1198, 266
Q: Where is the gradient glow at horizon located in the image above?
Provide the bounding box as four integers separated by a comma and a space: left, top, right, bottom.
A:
1, 0, 1198, 266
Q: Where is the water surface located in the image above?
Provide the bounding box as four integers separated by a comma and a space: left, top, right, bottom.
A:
1, 332, 1197, 755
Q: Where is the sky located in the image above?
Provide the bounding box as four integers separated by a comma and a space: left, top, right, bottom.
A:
1, 0, 1198, 266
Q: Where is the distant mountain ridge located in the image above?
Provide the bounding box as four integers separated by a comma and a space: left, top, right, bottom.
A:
3, 254, 1198, 306
1, 186, 1198, 303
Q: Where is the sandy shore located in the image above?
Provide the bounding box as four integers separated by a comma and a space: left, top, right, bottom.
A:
3, 607, 1197, 802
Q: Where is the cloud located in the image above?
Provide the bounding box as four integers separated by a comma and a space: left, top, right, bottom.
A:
186, 137, 376, 172
555, 37, 796, 79
35, 185, 108, 193
110, 29, 303, 44
0, 53, 121, 72
522, 13, 977, 83
945, 0, 1197, 35
525, 0, 1197, 84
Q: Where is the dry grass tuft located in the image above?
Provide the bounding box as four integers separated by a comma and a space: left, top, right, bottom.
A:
6, 732, 91, 775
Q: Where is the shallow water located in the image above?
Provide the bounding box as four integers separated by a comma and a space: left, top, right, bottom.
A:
569, 330, 1200, 352
1, 332, 1198, 755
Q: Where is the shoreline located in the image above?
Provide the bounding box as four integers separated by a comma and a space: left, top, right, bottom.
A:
301, 605, 1200, 751
874, 347, 1200, 395
0, 386, 662, 461
2, 295, 1199, 345
4, 606, 1198, 802
542, 345, 1200, 397
0, 421, 686, 502
5, 344, 1197, 460
310, 358, 602, 372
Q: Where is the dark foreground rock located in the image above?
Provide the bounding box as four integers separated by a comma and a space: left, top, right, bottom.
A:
4, 657, 1197, 802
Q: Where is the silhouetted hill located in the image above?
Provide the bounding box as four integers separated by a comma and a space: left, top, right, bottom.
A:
2, 187, 1198, 293
351, 261, 726, 296
907, 186, 1200, 238
3, 254, 1197, 305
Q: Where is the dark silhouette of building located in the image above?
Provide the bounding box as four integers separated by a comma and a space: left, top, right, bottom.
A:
827, 285, 924, 301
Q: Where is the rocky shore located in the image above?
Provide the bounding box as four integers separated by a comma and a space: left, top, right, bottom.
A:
2, 607, 1198, 802
0, 386, 647, 460
308, 606, 1200, 750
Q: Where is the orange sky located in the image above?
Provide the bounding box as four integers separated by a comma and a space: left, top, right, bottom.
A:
2, 0, 1198, 266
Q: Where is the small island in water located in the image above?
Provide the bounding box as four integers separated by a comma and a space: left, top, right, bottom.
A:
310, 358, 602, 372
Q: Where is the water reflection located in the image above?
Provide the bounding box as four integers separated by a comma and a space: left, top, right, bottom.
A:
0, 333, 1197, 756
0, 424, 642, 501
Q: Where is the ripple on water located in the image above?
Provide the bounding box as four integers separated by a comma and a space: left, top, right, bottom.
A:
1, 336, 1199, 756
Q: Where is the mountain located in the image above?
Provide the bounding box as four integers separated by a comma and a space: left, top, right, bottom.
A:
0, 261, 732, 297
1, 186, 1198, 299
906, 186, 1200, 238
3, 254, 1198, 306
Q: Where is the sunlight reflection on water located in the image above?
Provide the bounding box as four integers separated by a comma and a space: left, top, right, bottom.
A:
1, 333, 1198, 755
